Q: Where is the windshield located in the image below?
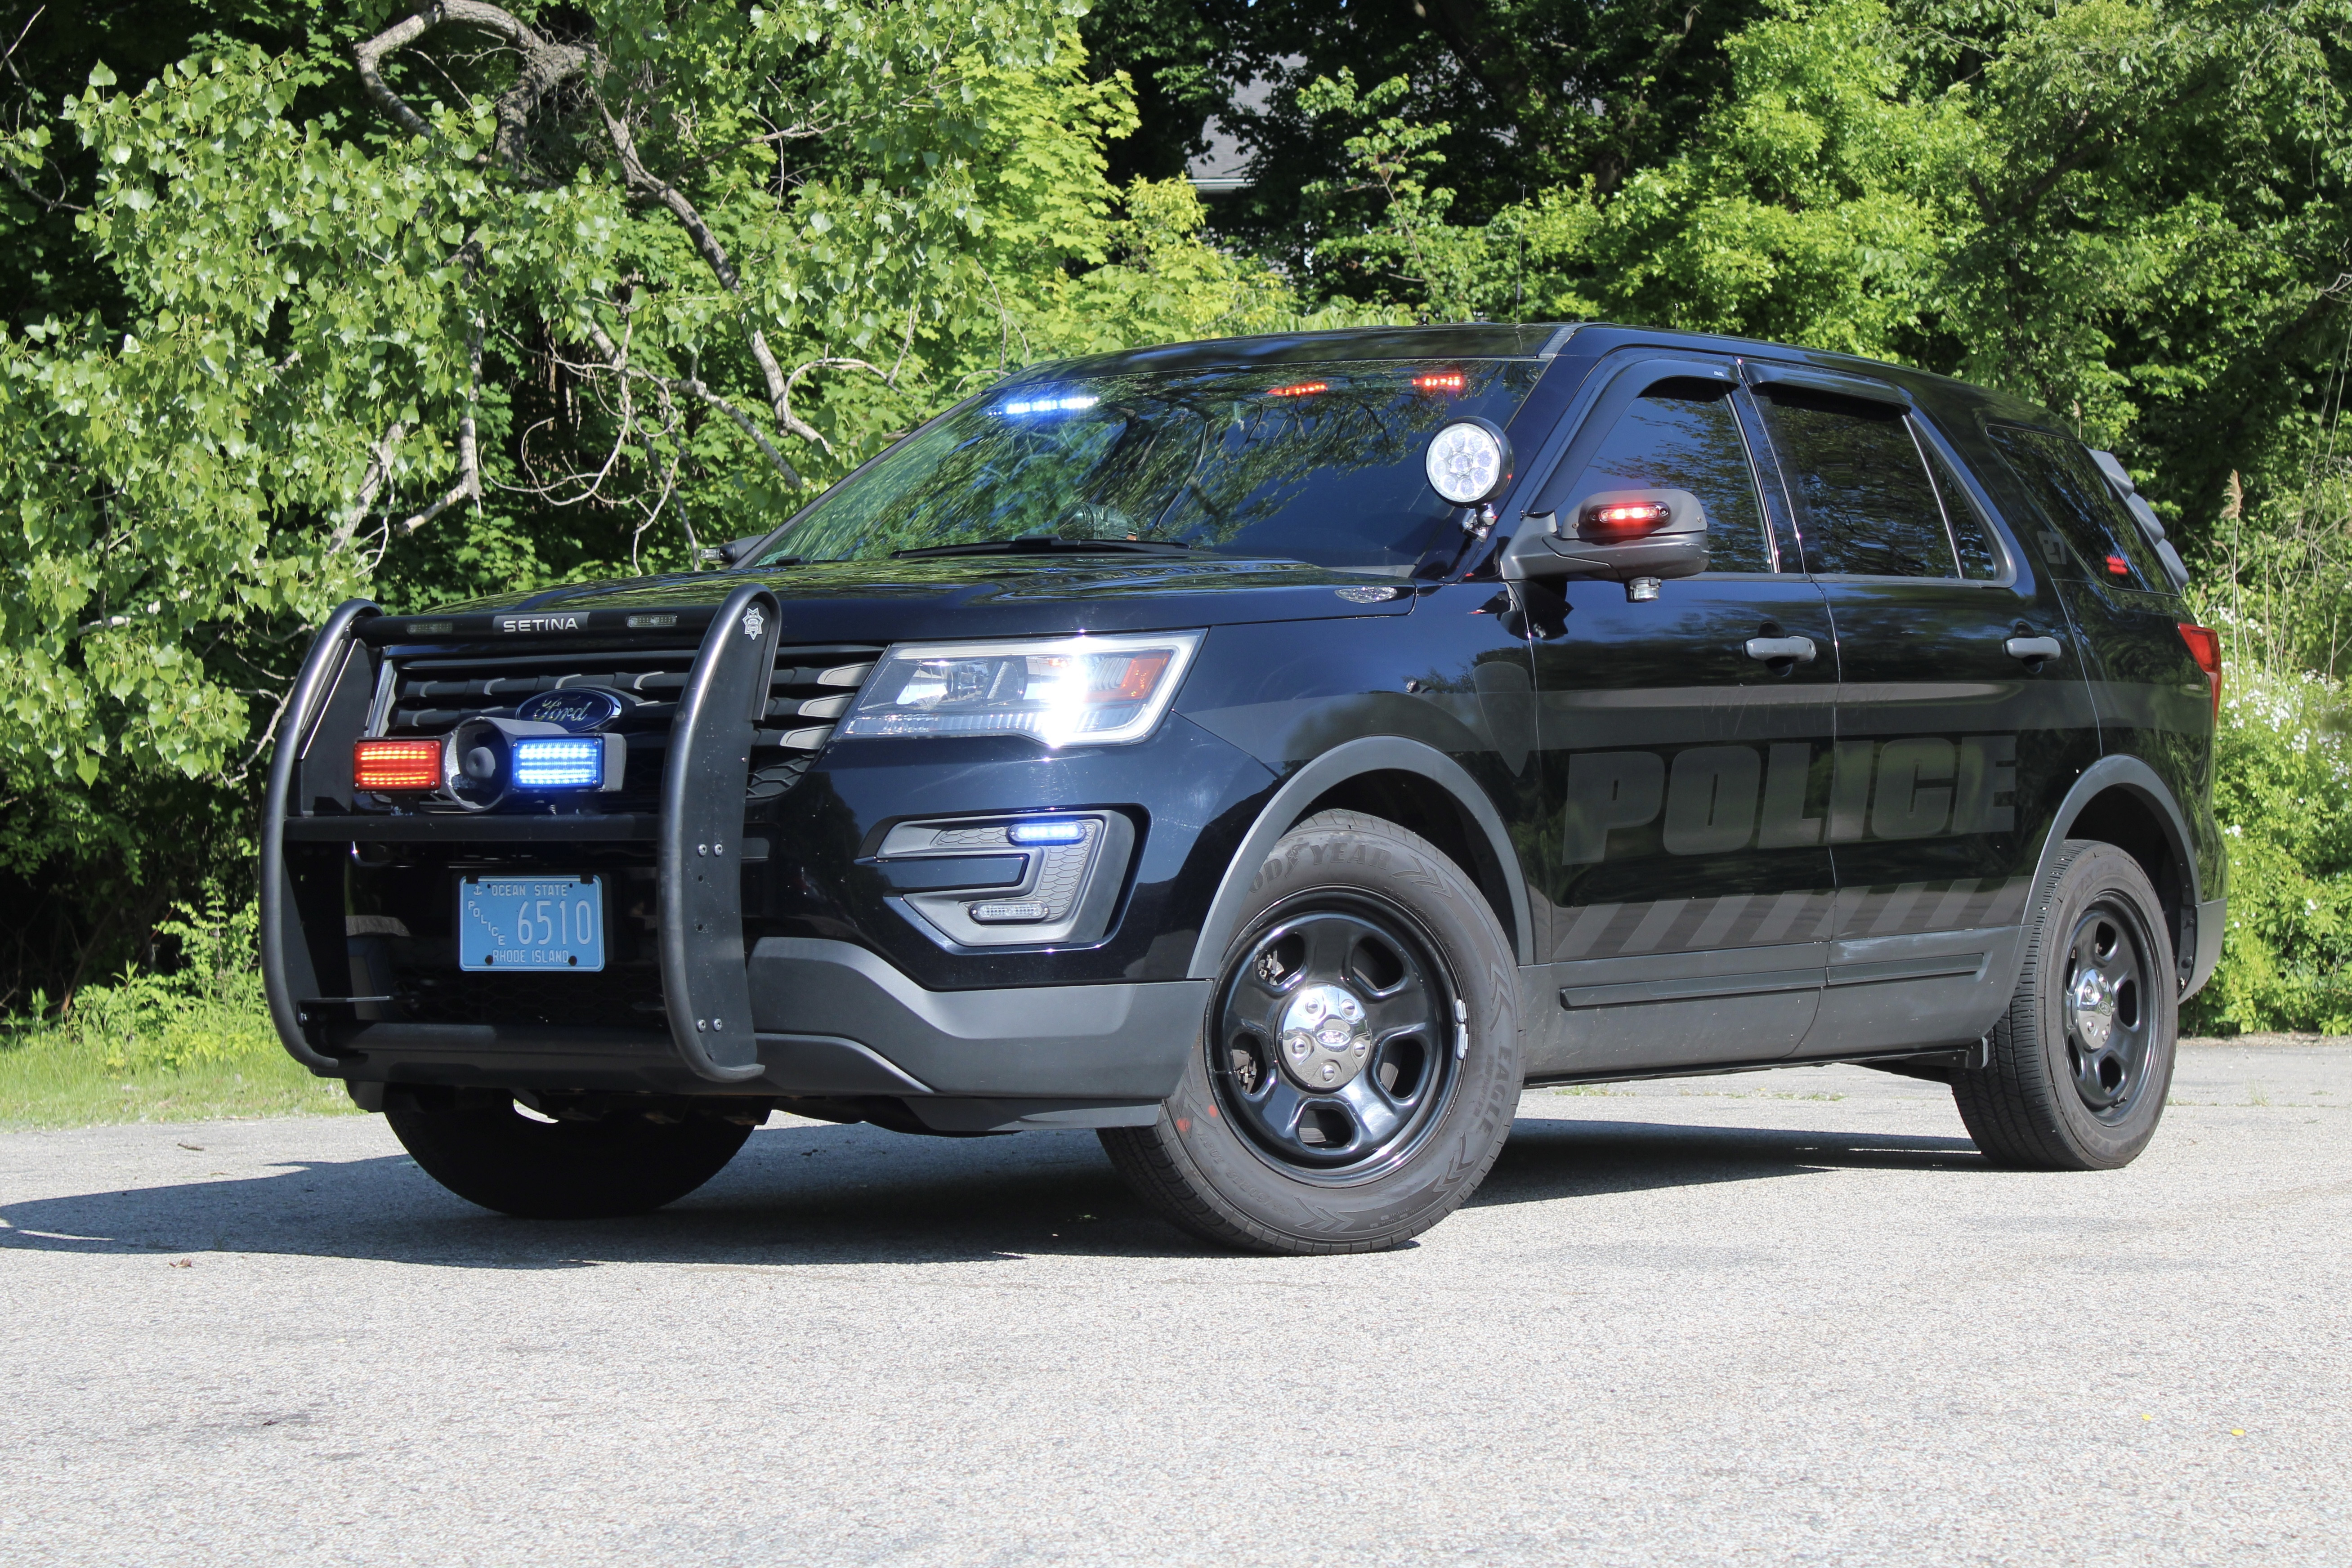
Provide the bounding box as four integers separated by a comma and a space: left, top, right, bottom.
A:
752, 358, 1547, 573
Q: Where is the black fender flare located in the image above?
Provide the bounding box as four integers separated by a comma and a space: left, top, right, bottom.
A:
1186, 735, 1535, 978
2024, 753, 2214, 993
2029, 754, 2202, 908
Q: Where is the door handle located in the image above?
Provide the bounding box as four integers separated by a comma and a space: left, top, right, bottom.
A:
1744, 636, 1817, 663
2004, 635, 2064, 663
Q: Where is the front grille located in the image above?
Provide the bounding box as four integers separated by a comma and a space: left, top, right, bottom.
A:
374, 642, 881, 809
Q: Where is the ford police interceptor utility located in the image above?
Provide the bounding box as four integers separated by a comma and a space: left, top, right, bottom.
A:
262, 322, 2223, 1254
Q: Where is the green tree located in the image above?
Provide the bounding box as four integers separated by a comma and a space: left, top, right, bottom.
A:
0, 0, 1332, 1005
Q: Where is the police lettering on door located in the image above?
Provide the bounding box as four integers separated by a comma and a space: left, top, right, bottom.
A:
1560, 735, 2018, 862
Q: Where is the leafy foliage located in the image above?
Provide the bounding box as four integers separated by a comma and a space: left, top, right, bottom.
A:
2187, 671, 2352, 1033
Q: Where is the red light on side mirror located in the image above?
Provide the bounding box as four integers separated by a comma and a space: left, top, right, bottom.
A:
2176, 623, 2222, 720
353, 737, 443, 792
1583, 500, 1673, 542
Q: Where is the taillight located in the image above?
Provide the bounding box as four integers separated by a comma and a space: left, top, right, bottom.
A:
2177, 623, 2222, 721
353, 737, 442, 792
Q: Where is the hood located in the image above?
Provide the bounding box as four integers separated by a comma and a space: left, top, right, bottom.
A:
359, 555, 1417, 647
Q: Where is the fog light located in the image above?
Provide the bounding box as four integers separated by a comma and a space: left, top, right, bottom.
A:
1007, 818, 1089, 845
968, 901, 1052, 923
511, 737, 604, 789
353, 738, 441, 792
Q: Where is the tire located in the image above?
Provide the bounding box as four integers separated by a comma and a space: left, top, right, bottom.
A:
387, 1099, 753, 1219
1100, 810, 1521, 1255
1952, 839, 2178, 1170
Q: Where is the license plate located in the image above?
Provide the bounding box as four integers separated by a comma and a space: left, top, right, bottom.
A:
458, 874, 606, 972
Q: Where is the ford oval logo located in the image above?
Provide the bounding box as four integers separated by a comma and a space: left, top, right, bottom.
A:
516, 688, 627, 733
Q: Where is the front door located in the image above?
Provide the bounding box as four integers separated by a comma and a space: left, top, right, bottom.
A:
1742, 364, 2104, 1056
1520, 354, 1841, 1078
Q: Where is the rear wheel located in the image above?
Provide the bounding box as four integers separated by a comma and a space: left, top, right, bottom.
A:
387, 1098, 753, 1218
1952, 840, 2177, 1170
1101, 810, 1521, 1255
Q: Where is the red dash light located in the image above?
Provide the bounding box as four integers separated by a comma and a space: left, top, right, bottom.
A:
1413, 371, 1467, 393
2106, 553, 2131, 576
2177, 623, 2222, 721
1266, 380, 1329, 398
354, 737, 442, 792
1583, 500, 1673, 541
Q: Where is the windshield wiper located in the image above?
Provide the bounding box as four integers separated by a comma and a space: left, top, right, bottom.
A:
891, 535, 1195, 561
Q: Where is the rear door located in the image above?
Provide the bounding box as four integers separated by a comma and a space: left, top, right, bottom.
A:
1520, 353, 1840, 1079
1743, 364, 2102, 1055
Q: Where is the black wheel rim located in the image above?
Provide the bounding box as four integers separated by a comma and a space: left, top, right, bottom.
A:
1210, 897, 1461, 1182
2063, 900, 2155, 1122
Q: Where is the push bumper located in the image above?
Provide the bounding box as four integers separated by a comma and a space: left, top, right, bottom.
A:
259, 597, 1204, 1122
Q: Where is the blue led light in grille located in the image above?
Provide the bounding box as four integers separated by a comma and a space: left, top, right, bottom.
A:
511, 737, 604, 789
1008, 818, 1088, 845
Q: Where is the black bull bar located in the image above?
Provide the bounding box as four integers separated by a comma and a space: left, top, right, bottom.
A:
259, 587, 785, 1084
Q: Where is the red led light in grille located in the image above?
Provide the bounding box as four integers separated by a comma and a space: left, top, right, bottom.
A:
1266, 380, 1329, 398
1413, 371, 1467, 393
353, 738, 442, 792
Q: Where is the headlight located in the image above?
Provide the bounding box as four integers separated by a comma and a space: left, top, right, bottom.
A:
837, 630, 1204, 746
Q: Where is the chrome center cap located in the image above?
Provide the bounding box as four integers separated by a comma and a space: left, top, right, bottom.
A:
1279, 983, 1371, 1091
2070, 968, 2116, 1051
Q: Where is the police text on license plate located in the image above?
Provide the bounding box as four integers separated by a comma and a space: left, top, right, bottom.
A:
459, 874, 606, 972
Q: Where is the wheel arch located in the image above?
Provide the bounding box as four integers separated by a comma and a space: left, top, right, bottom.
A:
2031, 755, 2203, 989
1186, 737, 1534, 978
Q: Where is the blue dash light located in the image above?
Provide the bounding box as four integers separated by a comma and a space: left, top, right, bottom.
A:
512, 737, 605, 790
1008, 818, 1089, 846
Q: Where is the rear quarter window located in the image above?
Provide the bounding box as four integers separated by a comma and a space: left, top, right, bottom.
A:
1983, 425, 2168, 590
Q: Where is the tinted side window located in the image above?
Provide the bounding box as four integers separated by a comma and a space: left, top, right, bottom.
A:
1564, 380, 1774, 573
1984, 424, 2161, 589
1760, 390, 1955, 577
1920, 439, 2003, 581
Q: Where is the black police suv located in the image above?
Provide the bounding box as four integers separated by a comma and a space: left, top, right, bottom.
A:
262, 322, 2224, 1254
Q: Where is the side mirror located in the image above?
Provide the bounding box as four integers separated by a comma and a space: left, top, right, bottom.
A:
1501, 487, 1709, 600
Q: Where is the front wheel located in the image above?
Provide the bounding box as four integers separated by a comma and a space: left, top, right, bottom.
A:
1951, 839, 2178, 1170
388, 1099, 754, 1218
1101, 811, 1521, 1255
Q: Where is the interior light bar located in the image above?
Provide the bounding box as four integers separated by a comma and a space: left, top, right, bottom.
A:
353, 738, 442, 792
997, 393, 1099, 416
1413, 371, 1467, 393
511, 737, 607, 790
1266, 380, 1329, 398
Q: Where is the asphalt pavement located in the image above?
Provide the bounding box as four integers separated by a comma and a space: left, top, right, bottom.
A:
3, 1040, 2347, 1567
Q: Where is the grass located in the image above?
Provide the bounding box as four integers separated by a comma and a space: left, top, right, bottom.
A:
0, 1008, 361, 1131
